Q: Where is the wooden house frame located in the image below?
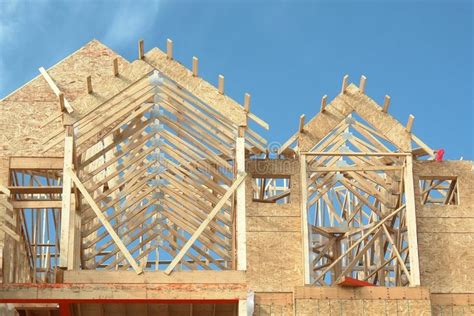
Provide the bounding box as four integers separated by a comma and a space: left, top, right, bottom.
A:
0, 39, 472, 315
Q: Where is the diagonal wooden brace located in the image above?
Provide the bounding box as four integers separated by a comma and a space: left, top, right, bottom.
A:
165, 172, 248, 275
66, 168, 143, 275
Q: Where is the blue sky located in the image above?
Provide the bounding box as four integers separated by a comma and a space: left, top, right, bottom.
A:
1, 0, 472, 159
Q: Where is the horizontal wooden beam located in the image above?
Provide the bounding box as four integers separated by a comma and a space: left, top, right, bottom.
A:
63, 270, 245, 284
11, 200, 62, 209
10, 157, 64, 170
301, 151, 410, 157
308, 165, 402, 172
0, 283, 246, 302
8, 187, 63, 194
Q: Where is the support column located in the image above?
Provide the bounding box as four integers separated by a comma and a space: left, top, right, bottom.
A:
236, 126, 246, 271
299, 154, 311, 285
238, 299, 247, 316
59, 126, 75, 269
404, 154, 421, 286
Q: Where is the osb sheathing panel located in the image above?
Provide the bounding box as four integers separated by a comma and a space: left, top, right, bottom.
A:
245, 160, 304, 292
295, 299, 431, 315
0, 40, 128, 157
414, 160, 474, 294
144, 47, 247, 126
245, 159, 299, 178
431, 293, 474, 316
298, 83, 412, 152
295, 286, 432, 315
432, 304, 474, 316
253, 292, 293, 316
69, 59, 153, 118
298, 96, 351, 152
340, 84, 411, 151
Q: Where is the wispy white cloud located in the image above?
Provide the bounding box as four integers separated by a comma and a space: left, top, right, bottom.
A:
103, 0, 162, 47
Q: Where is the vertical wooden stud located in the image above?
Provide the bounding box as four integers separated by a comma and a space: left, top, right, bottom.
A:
238, 300, 247, 316
192, 57, 198, 76
236, 126, 246, 271
218, 75, 224, 94
299, 114, 305, 133
404, 155, 421, 286
58, 93, 66, 112
359, 75, 367, 93
341, 74, 349, 94
320, 95, 327, 112
86, 76, 93, 94
382, 95, 391, 113
244, 93, 251, 112
59, 126, 74, 269
113, 58, 119, 77
406, 114, 415, 133
167, 39, 173, 59
138, 39, 144, 60
300, 154, 311, 284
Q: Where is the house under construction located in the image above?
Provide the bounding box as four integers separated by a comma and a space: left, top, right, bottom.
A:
0, 39, 472, 315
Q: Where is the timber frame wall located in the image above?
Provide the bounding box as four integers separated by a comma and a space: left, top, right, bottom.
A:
0, 39, 472, 316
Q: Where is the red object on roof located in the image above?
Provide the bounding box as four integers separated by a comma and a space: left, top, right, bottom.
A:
435, 149, 445, 161
337, 276, 374, 287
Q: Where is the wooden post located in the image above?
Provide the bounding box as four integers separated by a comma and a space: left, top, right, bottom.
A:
359, 75, 367, 93
113, 58, 119, 76
244, 93, 251, 112
59, 126, 74, 269
404, 155, 421, 286
192, 57, 198, 76
341, 74, 349, 94
382, 95, 391, 113
58, 93, 66, 112
167, 39, 173, 59
406, 114, 415, 133
238, 300, 247, 316
236, 126, 246, 271
299, 114, 305, 133
86, 76, 93, 94
138, 40, 145, 60
218, 75, 224, 94
300, 154, 311, 284
320, 95, 327, 112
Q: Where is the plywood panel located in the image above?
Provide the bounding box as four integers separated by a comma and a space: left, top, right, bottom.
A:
246, 166, 304, 293
254, 293, 293, 316
0, 40, 127, 157
414, 160, 474, 294
295, 299, 431, 315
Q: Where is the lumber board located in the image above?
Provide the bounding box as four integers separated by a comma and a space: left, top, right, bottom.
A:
66, 168, 143, 274
144, 47, 248, 127
164, 172, 248, 274
9, 157, 64, 170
